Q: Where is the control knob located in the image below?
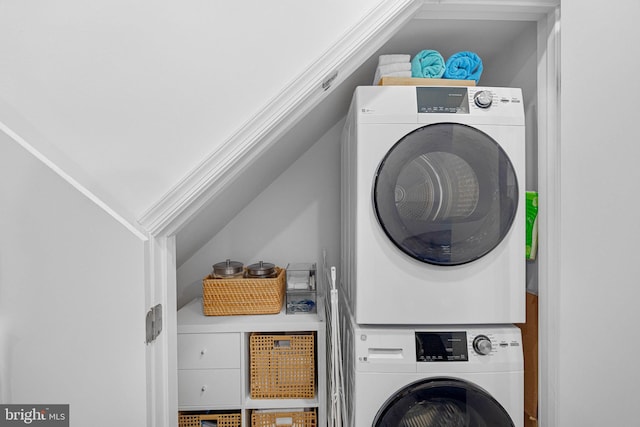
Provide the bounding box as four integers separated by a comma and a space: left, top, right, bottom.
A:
473, 335, 493, 355
474, 91, 493, 109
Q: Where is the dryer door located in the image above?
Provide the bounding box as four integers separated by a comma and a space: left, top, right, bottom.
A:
373, 122, 518, 266
373, 378, 515, 427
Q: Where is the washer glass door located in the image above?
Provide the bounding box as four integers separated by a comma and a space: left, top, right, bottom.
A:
373, 122, 518, 266
373, 378, 515, 427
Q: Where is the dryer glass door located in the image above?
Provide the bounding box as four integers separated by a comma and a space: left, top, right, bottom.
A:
373, 122, 518, 265
373, 378, 515, 427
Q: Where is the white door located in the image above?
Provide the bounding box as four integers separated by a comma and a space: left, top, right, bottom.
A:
0, 136, 148, 426
553, 1, 640, 426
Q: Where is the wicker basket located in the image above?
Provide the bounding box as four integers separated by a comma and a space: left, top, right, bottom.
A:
250, 333, 315, 399
202, 267, 285, 316
178, 412, 242, 427
251, 409, 317, 427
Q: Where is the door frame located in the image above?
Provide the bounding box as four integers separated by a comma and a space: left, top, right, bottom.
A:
536, 6, 562, 427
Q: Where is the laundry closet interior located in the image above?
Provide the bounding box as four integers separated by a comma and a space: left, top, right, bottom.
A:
171, 5, 553, 427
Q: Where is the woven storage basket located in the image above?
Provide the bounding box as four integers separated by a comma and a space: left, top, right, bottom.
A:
251, 409, 317, 427
178, 412, 242, 427
250, 332, 315, 399
202, 267, 285, 316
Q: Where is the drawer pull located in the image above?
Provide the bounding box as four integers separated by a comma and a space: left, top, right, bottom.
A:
200, 349, 207, 356
201, 385, 207, 392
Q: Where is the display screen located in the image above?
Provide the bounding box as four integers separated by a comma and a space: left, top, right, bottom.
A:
416, 332, 469, 362
416, 87, 469, 114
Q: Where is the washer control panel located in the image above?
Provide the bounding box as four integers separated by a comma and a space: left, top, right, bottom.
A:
415, 329, 522, 362
416, 331, 469, 362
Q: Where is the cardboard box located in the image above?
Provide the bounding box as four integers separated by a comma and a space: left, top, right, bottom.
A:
517, 292, 539, 427
377, 76, 476, 86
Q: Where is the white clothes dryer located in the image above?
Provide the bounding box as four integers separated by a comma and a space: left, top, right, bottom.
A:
341, 313, 524, 427
340, 85, 525, 325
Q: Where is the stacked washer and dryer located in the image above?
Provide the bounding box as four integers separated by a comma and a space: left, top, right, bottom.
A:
339, 85, 526, 426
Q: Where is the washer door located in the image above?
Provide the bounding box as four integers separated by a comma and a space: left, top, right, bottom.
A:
373, 123, 518, 266
373, 378, 515, 427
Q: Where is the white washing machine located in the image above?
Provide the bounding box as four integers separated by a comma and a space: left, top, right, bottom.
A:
341, 310, 524, 427
340, 85, 525, 325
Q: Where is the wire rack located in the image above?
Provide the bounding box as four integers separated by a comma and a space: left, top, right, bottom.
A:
322, 250, 345, 427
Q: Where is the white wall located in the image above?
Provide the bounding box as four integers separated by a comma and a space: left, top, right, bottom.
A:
558, 1, 640, 425
482, 20, 538, 188
0, 133, 147, 426
177, 120, 343, 308
481, 21, 540, 294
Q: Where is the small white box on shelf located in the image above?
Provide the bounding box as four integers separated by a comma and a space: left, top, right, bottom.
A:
286, 263, 317, 314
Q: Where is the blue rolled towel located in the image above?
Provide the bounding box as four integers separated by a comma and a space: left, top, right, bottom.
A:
444, 51, 483, 84
411, 50, 446, 78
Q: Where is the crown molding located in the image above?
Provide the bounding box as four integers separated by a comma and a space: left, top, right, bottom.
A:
417, 0, 558, 20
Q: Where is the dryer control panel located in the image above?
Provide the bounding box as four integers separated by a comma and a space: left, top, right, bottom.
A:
417, 87, 470, 114
415, 86, 524, 117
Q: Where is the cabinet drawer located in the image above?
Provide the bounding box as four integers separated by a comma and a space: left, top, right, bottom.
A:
178, 333, 240, 369
178, 369, 241, 407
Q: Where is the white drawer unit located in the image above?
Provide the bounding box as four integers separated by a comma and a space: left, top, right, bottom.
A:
177, 297, 327, 427
177, 331, 242, 408
178, 369, 242, 407
177, 332, 240, 369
